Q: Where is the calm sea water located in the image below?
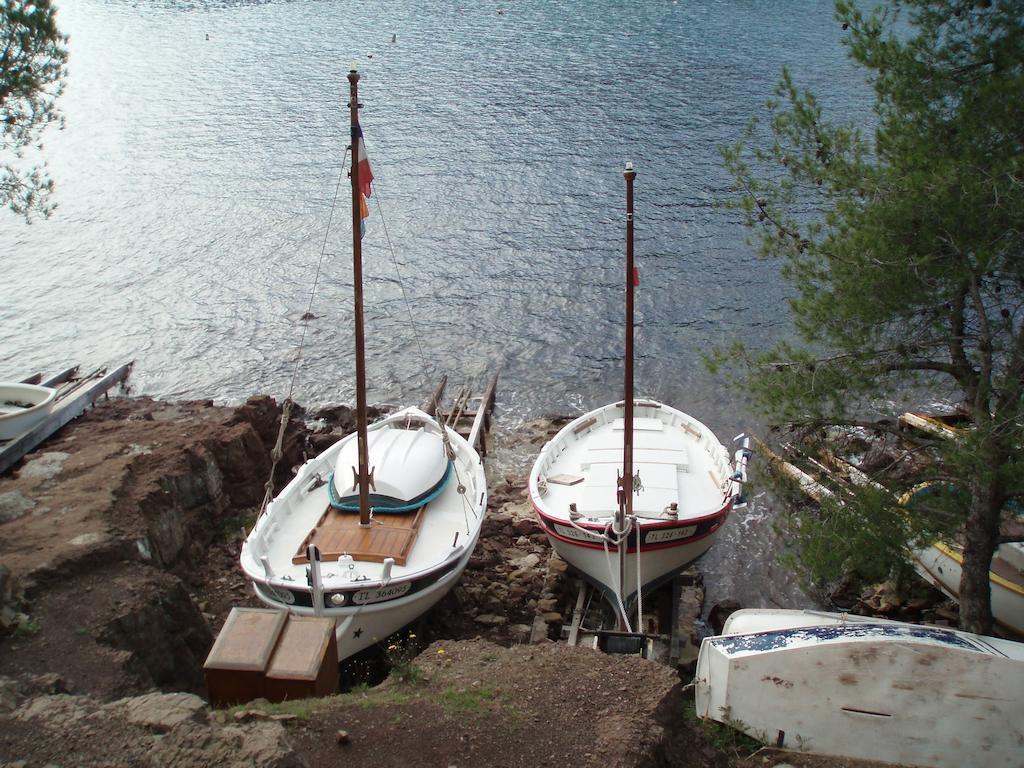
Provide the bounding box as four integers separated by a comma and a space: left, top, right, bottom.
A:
0, 0, 871, 609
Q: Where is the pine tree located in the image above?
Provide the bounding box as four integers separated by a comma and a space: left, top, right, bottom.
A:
720, 0, 1023, 635
1, 0, 67, 220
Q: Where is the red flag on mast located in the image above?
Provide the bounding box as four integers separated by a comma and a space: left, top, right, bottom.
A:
354, 125, 374, 199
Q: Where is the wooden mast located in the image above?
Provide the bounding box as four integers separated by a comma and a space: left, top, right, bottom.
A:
617, 161, 637, 630
348, 67, 372, 528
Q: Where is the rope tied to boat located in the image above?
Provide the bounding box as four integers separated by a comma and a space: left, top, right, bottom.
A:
259, 398, 294, 517
633, 514, 643, 632
601, 518, 634, 634
256, 142, 351, 520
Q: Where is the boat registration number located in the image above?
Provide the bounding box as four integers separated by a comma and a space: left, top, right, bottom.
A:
553, 523, 604, 542
352, 582, 412, 605
644, 525, 696, 544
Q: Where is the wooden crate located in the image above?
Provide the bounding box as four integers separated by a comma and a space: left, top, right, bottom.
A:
264, 615, 338, 702
203, 607, 287, 708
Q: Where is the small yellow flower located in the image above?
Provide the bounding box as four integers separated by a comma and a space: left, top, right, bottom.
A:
437, 648, 446, 655
409, 633, 416, 639
388, 644, 398, 651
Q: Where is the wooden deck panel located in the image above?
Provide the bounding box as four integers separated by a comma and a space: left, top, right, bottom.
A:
292, 506, 425, 566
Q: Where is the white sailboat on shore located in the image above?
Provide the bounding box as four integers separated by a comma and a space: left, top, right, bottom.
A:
528, 164, 749, 633
239, 68, 486, 660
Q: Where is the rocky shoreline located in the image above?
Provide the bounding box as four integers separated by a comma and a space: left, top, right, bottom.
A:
0, 396, 908, 767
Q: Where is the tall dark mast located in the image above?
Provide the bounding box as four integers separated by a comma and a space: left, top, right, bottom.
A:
616, 161, 637, 629
348, 67, 372, 528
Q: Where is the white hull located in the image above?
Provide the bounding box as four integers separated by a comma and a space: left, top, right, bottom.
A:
696, 609, 1024, 768
251, 531, 477, 657
240, 406, 486, 659
543, 519, 726, 601
529, 400, 742, 614
0, 383, 57, 440
912, 540, 1024, 637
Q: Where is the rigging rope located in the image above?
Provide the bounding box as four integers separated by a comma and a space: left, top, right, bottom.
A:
288, 145, 352, 402
362, 155, 483, 526
602, 519, 634, 634
369, 177, 431, 384
634, 514, 643, 632
257, 146, 352, 518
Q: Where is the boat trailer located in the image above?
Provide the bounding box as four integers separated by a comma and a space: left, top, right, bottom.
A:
559, 569, 705, 668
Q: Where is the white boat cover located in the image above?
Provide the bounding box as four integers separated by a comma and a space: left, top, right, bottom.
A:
331, 425, 449, 509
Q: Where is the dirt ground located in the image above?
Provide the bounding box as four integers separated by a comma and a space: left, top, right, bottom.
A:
283, 638, 680, 768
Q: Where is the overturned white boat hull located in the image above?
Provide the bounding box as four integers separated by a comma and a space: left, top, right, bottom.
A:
696, 609, 1024, 768
240, 406, 486, 659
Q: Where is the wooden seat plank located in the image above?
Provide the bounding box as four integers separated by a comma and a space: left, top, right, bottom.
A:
292, 505, 426, 566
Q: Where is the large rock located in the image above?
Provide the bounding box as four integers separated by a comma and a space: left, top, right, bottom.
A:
120, 691, 209, 732
97, 568, 214, 692
8, 691, 307, 768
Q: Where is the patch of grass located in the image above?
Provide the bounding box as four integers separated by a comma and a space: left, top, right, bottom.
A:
683, 700, 763, 762
226, 697, 324, 720
12, 615, 40, 638
222, 681, 427, 719
346, 687, 417, 709
389, 661, 425, 685
220, 509, 258, 542
441, 686, 496, 713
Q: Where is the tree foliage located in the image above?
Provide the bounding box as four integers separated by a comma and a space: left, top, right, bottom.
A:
1, 0, 67, 220
720, 0, 1023, 634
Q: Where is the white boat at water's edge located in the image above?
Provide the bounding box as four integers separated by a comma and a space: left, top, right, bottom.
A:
901, 481, 1024, 638
528, 164, 749, 631
913, 539, 1024, 638
239, 69, 486, 660
240, 406, 485, 659
696, 608, 1024, 768
529, 400, 742, 606
0, 383, 57, 440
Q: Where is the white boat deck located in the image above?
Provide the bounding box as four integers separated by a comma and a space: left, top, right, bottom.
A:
533, 402, 732, 524
241, 411, 484, 590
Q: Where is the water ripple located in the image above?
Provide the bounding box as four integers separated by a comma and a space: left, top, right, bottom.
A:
1, 0, 869, 440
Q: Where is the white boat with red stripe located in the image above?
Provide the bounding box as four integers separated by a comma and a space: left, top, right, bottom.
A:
529, 399, 747, 618
528, 162, 750, 631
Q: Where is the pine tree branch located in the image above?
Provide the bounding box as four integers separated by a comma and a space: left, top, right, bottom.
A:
994, 318, 1024, 414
